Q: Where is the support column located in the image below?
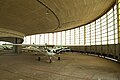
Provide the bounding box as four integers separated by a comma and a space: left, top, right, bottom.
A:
13, 38, 22, 53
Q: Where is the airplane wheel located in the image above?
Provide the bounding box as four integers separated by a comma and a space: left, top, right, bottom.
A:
58, 57, 60, 60
50, 59, 52, 63
38, 57, 41, 61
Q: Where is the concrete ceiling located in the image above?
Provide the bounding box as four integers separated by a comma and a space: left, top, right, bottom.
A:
0, 0, 115, 36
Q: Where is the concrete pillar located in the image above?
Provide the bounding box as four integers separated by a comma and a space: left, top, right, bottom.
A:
12, 38, 22, 53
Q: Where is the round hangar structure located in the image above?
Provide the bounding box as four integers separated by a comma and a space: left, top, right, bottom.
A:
0, 0, 120, 80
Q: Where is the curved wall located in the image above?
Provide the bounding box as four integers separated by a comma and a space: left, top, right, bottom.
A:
23, 3, 120, 62
0, 28, 24, 44
23, 4, 118, 46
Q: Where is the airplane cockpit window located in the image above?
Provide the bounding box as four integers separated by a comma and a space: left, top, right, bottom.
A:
47, 49, 51, 52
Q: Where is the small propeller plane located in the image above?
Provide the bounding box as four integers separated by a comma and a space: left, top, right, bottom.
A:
5, 43, 61, 63
0, 44, 13, 51
0, 45, 4, 51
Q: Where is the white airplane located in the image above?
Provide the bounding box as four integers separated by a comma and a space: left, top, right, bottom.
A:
0, 45, 4, 51
60, 47, 71, 52
0, 44, 13, 50
39, 47, 61, 63
5, 43, 61, 63
22, 46, 40, 52
52, 46, 71, 53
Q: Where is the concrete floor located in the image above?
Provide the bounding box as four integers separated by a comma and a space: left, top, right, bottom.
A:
0, 52, 120, 80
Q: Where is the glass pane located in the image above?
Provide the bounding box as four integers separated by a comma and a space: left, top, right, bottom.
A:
40, 34, 45, 45
75, 28, 79, 45
62, 31, 65, 45
36, 34, 40, 44
85, 24, 90, 45
49, 33, 53, 45
57, 32, 61, 45
71, 29, 75, 45
53, 33, 57, 45
66, 30, 70, 45
80, 26, 84, 45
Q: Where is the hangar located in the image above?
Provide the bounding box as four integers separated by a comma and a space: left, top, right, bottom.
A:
0, 0, 120, 80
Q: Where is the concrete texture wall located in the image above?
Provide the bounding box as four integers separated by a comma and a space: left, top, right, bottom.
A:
0, 28, 24, 39
69, 44, 120, 61
0, 37, 23, 44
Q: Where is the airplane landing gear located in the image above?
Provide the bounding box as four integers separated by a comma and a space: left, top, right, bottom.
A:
49, 57, 52, 63
58, 53, 61, 60
38, 57, 41, 61
58, 57, 60, 60
50, 59, 52, 63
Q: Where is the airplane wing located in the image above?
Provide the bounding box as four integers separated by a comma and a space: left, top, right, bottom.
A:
3, 43, 61, 63
0, 48, 2, 50
3, 43, 54, 47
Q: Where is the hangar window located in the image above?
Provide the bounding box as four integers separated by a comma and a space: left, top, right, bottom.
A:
61, 31, 66, 45
40, 34, 45, 45
75, 28, 79, 45
53, 33, 57, 45
45, 33, 49, 44
85, 24, 90, 45
24, 36, 31, 44
49, 33, 53, 45
57, 32, 61, 45
96, 19, 101, 45
31, 35, 36, 44
23, 4, 118, 46
66, 30, 70, 45
80, 26, 84, 45
71, 29, 75, 45
35, 34, 40, 44
91, 22, 95, 45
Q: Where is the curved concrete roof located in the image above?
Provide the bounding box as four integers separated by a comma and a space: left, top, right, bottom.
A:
0, 0, 115, 36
